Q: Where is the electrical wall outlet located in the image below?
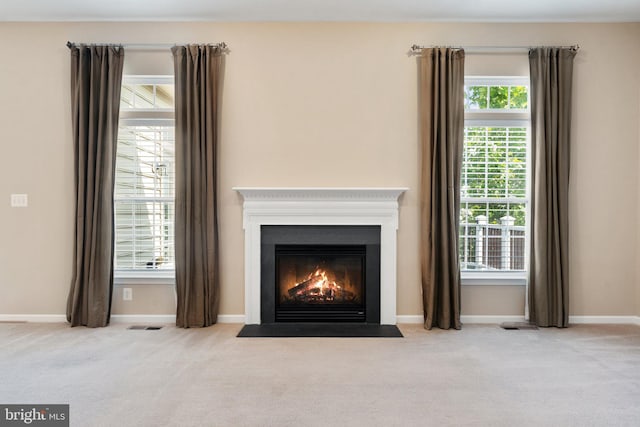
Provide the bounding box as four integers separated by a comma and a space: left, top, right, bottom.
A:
10, 194, 28, 207
122, 288, 133, 301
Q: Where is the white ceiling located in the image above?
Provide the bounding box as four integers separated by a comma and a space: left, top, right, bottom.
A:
2, 0, 640, 22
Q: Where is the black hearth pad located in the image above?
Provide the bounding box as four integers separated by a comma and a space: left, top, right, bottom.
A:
237, 323, 403, 338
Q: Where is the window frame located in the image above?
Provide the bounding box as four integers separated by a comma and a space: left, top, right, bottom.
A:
461, 76, 530, 286
114, 75, 176, 285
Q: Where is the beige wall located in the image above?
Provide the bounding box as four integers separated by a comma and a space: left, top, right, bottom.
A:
0, 22, 638, 319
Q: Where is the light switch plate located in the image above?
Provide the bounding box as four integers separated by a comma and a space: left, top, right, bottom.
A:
10, 194, 28, 207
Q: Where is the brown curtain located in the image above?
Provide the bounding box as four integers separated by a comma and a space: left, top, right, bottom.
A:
66, 44, 124, 327
172, 44, 225, 328
419, 48, 465, 330
528, 47, 577, 328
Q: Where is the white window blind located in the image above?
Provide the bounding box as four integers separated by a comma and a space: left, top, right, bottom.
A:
114, 76, 175, 273
460, 77, 530, 275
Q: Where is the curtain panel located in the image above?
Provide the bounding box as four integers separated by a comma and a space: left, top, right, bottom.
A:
66, 44, 124, 327
528, 47, 577, 328
172, 44, 225, 328
418, 48, 465, 330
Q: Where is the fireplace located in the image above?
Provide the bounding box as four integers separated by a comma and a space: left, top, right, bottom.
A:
234, 187, 407, 326
261, 225, 380, 324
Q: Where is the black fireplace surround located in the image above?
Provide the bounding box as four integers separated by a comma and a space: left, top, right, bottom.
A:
260, 225, 381, 324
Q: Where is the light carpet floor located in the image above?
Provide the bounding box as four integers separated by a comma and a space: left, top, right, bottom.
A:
1, 322, 639, 426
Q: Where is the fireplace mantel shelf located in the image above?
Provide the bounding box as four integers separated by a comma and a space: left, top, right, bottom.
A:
233, 187, 408, 201
234, 187, 408, 325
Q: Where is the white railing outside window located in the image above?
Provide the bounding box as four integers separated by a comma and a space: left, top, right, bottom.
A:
460, 77, 530, 283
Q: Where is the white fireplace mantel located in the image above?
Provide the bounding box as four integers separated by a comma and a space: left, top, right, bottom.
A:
234, 187, 408, 325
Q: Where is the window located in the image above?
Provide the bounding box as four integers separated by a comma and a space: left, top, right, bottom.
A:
114, 76, 175, 281
460, 77, 530, 282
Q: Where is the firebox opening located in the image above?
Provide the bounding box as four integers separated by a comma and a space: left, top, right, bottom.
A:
275, 245, 366, 322
260, 225, 381, 325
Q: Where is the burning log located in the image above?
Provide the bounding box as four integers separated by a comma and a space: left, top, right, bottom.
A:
334, 288, 355, 301
285, 268, 358, 303
287, 273, 324, 298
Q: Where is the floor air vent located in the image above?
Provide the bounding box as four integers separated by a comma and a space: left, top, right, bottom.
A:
127, 325, 163, 330
500, 322, 538, 330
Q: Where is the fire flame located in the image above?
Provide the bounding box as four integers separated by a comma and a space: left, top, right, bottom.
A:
285, 266, 355, 303
307, 268, 341, 296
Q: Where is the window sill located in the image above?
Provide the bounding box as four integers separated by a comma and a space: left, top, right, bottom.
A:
114, 270, 176, 286
461, 272, 527, 286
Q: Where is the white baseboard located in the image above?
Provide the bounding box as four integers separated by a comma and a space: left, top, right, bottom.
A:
462, 315, 527, 324
395, 315, 527, 324
110, 314, 176, 324
217, 314, 245, 323
396, 315, 423, 324
568, 316, 640, 325
396, 315, 640, 326
1, 314, 638, 326
112, 314, 246, 324
0, 314, 66, 323
0, 314, 246, 325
